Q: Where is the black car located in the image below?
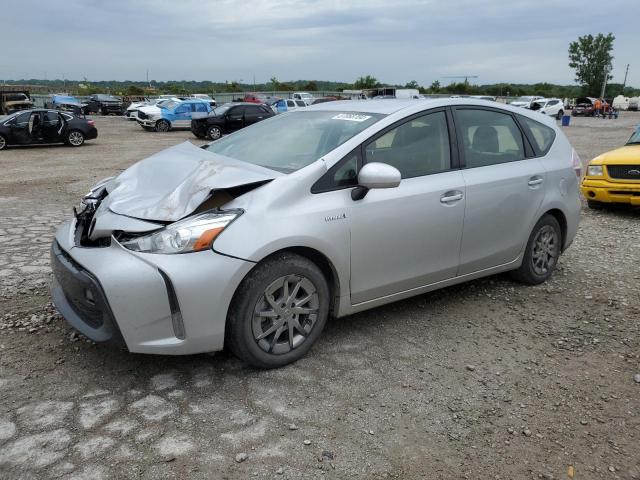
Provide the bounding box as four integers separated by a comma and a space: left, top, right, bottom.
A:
87, 94, 124, 115
0, 109, 98, 150
191, 103, 274, 140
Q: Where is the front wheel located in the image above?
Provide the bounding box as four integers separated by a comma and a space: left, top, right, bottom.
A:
207, 125, 222, 140
0, 134, 7, 150
226, 252, 330, 369
66, 130, 85, 147
556, 110, 564, 120
155, 120, 170, 132
509, 214, 561, 285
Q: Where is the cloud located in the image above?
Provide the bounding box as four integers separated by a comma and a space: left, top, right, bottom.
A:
1, 0, 638, 86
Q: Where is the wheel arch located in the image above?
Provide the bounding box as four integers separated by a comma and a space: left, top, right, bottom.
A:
156, 118, 171, 129
237, 246, 342, 317
542, 208, 568, 251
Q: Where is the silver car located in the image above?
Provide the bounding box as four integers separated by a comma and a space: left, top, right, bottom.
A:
51, 99, 581, 368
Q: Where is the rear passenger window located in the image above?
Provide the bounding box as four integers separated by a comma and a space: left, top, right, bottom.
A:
295, 101, 306, 107
286, 100, 295, 107
456, 109, 525, 168
365, 111, 451, 179
194, 103, 208, 112
519, 116, 556, 155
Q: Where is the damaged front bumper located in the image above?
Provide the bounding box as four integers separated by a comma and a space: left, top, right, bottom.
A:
50, 219, 255, 355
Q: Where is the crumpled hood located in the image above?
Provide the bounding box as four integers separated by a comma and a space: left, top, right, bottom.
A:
99, 142, 280, 222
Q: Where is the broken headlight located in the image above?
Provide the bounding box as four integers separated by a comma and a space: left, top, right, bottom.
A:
120, 210, 241, 254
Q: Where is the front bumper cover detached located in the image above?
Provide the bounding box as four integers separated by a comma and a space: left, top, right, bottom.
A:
50, 219, 254, 355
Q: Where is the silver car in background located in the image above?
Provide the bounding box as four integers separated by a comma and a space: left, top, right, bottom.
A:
51, 99, 581, 368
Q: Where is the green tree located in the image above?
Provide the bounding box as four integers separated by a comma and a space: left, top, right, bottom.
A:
225, 81, 240, 92
405, 80, 419, 89
353, 75, 379, 89
568, 33, 615, 97
125, 85, 144, 96
429, 80, 441, 93
303, 80, 318, 91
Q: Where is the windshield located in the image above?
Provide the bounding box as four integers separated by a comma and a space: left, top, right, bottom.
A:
213, 104, 233, 115
514, 96, 532, 103
627, 128, 640, 145
161, 100, 178, 110
204, 111, 385, 173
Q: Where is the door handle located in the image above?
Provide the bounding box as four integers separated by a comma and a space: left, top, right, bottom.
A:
440, 192, 464, 204
528, 178, 544, 187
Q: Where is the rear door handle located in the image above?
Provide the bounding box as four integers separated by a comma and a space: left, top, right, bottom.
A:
440, 191, 464, 204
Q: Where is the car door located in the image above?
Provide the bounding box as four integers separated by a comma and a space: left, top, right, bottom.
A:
9, 111, 36, 144
243, 105, 265, 126
42, 111, 64, 143
349, 109, 466, 304
172, 103, 192, 128
226, 106, 245, 131
452, 106, 546, 275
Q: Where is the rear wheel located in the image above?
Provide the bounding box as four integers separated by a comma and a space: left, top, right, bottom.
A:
556, 110, 564, 120
510, 214, 561, 285
66, 130, 85, 147
207, 125, 222, 140
155, 120, 170, 132
226, 252, 330, 369
0, 134, 7, 150
587, 199, 604, 210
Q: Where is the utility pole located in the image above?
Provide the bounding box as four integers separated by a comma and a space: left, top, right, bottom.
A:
599, 65, 609, 99
621, 64, 630, 93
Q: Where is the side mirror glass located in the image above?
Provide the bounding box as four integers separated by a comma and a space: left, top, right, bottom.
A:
352, 162, 401, 200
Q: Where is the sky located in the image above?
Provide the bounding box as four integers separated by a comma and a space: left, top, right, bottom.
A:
1, 0, 639, 87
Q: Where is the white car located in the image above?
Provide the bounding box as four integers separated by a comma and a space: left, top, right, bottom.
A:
190, 94, 217, 108
509, 96, 544, 108
292, 92, 315, 106
272, 98, 308, 114
125, 98, 159, 120
530, 98, 565, 120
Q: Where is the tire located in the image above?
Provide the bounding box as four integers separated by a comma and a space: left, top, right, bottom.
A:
155, 120, 170, 132
207, 125, 222, 140
556, 110, 564, 120
587, 199, 604, 210
66, 130, 85, 147
226, 252, 330, 369
142, 126, 155, 132
0, 134, 7, 151
509, 214, 562, 285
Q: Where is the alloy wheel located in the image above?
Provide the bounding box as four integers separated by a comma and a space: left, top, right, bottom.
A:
156, 121, 169, 132
0, 135, 6, 150
68, 131, 84, 146
251, 275, 320, 355
208, 126, 222, 140
531, 225, 559, 276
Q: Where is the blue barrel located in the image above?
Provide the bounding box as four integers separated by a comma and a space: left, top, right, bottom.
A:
561, 115, 571, 126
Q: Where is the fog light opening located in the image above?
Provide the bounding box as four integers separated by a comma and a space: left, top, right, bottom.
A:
588, 191, 596, 198
158, 269, 186, 340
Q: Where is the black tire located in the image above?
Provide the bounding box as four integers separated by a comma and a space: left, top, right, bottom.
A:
509, 214, 562, 285
66, 130, 85, 147
155, 120, 170, 132
207, 125, 222, 140
587, 199, 604, 210
556, 110, 564, 120
0, 134, 7, 151
226, 252, 330, 369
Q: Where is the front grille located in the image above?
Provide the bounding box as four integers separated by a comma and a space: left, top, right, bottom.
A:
608, 190, 640, 196
607, 165, 640, 180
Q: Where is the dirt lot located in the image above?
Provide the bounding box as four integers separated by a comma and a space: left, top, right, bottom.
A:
0, 112, 639, 480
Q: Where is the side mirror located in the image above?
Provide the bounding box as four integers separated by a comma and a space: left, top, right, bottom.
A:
351, 162, 401, 200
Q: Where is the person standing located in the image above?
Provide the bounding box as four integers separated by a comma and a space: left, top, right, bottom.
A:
594, 98, 602, 117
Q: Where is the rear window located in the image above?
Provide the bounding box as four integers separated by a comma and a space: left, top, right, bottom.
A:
519, 116, 556, 155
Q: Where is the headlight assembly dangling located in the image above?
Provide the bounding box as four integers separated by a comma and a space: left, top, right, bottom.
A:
121, 210, 242, 254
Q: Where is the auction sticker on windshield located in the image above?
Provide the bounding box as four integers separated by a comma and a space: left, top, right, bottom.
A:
331, 113, 372, 122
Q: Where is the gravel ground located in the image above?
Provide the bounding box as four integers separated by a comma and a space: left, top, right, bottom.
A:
0, 113, 639, 480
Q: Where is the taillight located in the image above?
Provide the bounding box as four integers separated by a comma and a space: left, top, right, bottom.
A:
87, 120, 96, 127
571, 148, 582, 177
